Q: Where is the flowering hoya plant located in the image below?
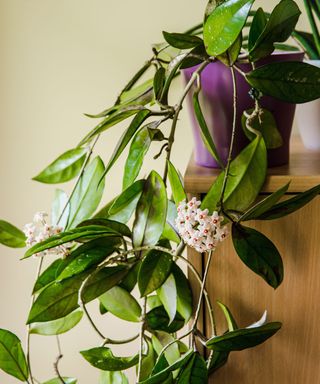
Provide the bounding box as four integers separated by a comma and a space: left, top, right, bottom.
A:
1, 0, 320, 383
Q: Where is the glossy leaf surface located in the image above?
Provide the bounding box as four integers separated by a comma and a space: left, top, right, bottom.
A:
51, 189, 69, 228
176, 352, 208, 384
0, 220, 26, 248
246, 62, 320, 103
0, 329, 29, 381
249, 0, 301, 61
33, 148, 87, 184
99, 371, 128, 384
204, 0, 254, 56
163, 31, 203, 49
68, 156, 105, 228
157, 274, 177, 325
167, 161, 187, 205
202, 136, 267, 212
29, 309, 83, 335
99, 286, 142, 322
138, 249, 172, 296
33, 259, 63, 294
248, 7, 267, 51
133, 171, 167, 247
146, 306, 184, 333
81, 347, 139, 371
232, 224, 283, 288
206, 322, 281, 351
172, 264, 192, 323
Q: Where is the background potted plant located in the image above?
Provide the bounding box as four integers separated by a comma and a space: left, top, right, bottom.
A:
294, 0, 320, 149
0, 0, 320, 383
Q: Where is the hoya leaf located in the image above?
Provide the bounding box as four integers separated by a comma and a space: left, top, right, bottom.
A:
33, 148, 87, 184
157, 274, 177, 325
42, 378, 77, 384
176, 352, 208, 384
99, 286, 142, 322
29, 309, 83, 335
51, 189, 69, 228
138, 249, 172, 296
217, 301, 238, 331
203, 0, 254, 56
77, 218, 131, 238
152, 332, 180, 367
133, 171, 167, 247
201, 136, 267, 212
217, 33, 242, 66
239, 182, 290, 221
0, 220, 26, 248
0, 329, 29, 381
33, 259, 63, 294
256, 184, 320, 220
81, 347, 139, 371
167, 161, 187, 205
172, 263, 192, 323
192, 90, 223, 167
103, 110, 151, 177
292, 31, 319, 60
206, 322, 282, 351
153, 67, 166, 101
232, 223, 283, 288
241, 108, 283, 149
146, 306, 184, 333
249, 0, 301, 62
207, 351, 230, 373
246, 62, 320, 103
163, 31, 203, 49
68, 156, 105, 228
99, 371, 128, 384
139, 339, 156, 381
248, 7, 267, 52
24, 225, 116, 259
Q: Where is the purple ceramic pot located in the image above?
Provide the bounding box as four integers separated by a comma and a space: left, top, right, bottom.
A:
183, 51, 304, 168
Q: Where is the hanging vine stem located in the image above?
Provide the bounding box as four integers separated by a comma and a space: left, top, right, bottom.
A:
163, 59, 210, 185
26, 256, 44, 384
53, 354, 65, 384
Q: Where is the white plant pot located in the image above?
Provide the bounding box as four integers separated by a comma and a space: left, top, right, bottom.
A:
296, 60, 320, 150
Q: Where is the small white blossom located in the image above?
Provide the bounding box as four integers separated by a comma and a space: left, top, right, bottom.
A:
24, 212, 70, 258
175, 198, 229, 253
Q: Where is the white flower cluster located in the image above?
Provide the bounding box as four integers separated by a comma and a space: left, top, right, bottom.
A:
175, 197, 228, 253
23, 212, 67, 257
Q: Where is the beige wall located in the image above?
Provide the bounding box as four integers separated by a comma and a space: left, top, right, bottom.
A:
0, 1, 309, 383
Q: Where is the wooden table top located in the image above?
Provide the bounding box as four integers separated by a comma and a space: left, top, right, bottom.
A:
184, 136, 320, 194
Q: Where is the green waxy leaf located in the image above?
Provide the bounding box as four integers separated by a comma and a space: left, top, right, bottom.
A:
133, 171, 167, 247
257, 184, 320, 220
202, 136, 267, 212
101, 180, 145, 224
246, 62, 320, 103
217, 301, 238, 331
56, 237, 121, 281
146, 306, 184, 333
33, 148, 87, 184
123, 126, 159, 189
167, 161, 187, 205
239, 182, 290, 221
192, 90, 223, 167
207, 351, 230, 373
42, 378, 77, 384
29, 309, 83, 335
33, 259, 63, 294
180, 44, 209, 70
152, 332, 180, 367
138, 249, 172, 296
99, 286, 141, 322
217, 33, 242, 66
139, 339, 156, 381
248, 7, 267, 52
157, 274, 177, 325
24, 225, 117, 259
163, 31, 203, 49
153, 67, 166, 101
81, 347, 139, 371
241, 108, 283, 149
172, 264, 192, 323
176, 352, 208, 384
206, 322, 282, 351
68, 156, 105, 228
77, 218, 131, 238
249, 0, 301, 62
232, 223, 283, 288
162, 200, 180, 244
103, 110, 151, 177
51, 189, 69, 228
203, 0, 254, 56
99, 371, 128, 384
79, 107, 145, 146
0, 220, 26, 248
0, 329, 29, 381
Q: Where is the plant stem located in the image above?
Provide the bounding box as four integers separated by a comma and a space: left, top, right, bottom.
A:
304, 0, 320, 56
53, 354, 65, 384
163, 60, 210, 185
219, 66, 238, 208
26, 256, 44, 384
137, 298, 147, 383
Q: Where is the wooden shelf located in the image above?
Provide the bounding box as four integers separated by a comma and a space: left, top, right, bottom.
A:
184, 136, 320, 194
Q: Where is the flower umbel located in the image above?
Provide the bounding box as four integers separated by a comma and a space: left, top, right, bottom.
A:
23, 212, 69, 257
175, 198, 228, 253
